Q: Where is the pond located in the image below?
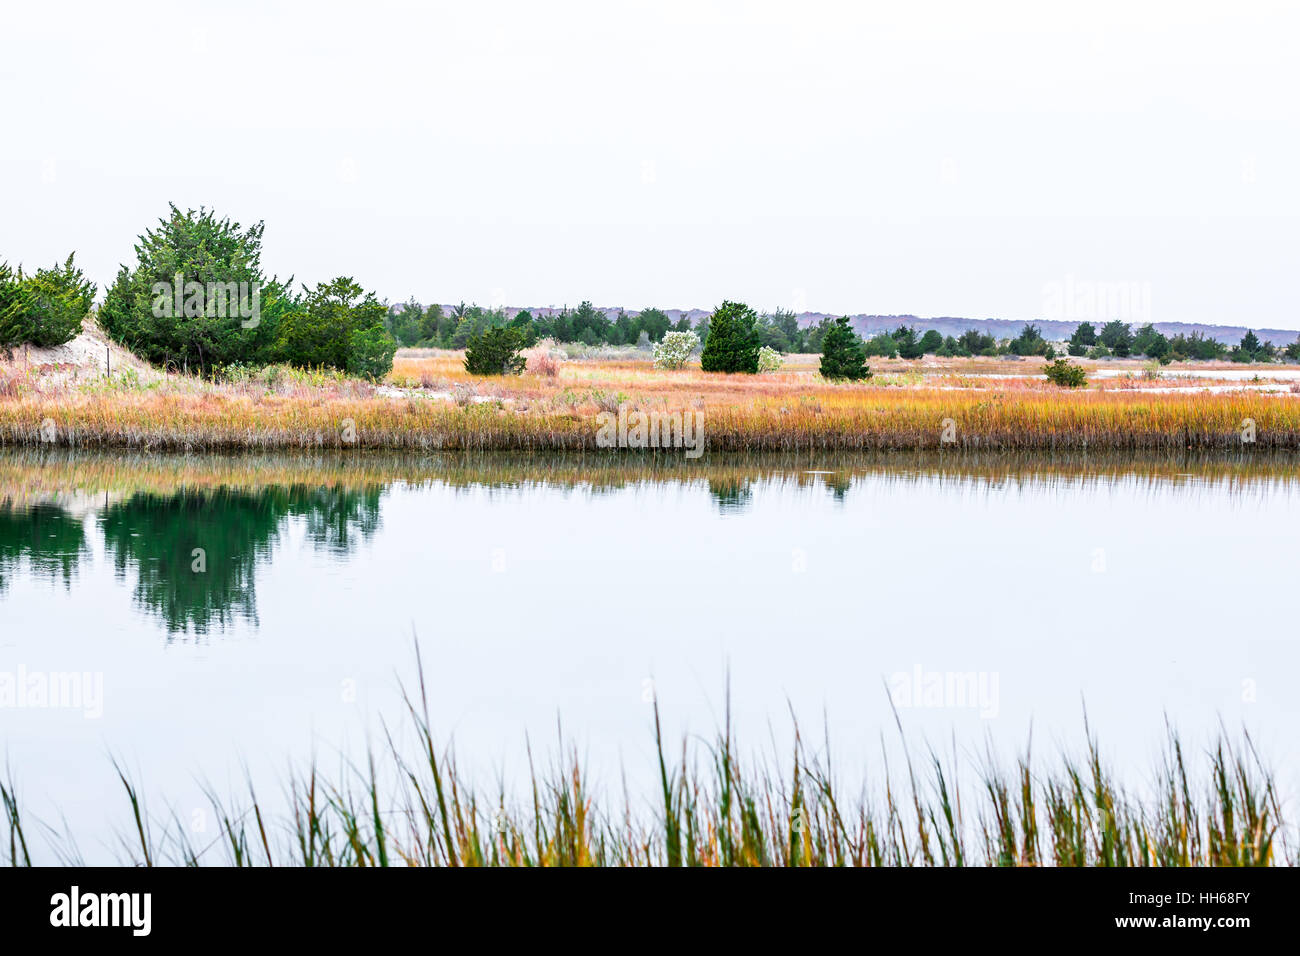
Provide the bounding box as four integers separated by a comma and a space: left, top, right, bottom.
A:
1, 449, 1297, 861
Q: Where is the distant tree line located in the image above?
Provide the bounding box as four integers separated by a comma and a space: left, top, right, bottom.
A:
7, 209, 1296, 379
383, 300, 829, 353
826, 319, 1297, 365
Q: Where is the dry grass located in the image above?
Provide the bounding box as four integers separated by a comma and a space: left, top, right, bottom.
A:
3, 349, 1300, 451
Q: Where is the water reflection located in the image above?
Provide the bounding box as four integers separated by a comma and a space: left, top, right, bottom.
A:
1, 485, 382, 635
0, 503, 90, 593
2, 446, 1299, 634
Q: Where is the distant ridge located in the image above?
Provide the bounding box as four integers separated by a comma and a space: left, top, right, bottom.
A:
432, 304, 1299, 346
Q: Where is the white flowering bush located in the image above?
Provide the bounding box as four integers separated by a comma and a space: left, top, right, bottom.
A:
757, 345, 784, 373
652, 330, 699, 370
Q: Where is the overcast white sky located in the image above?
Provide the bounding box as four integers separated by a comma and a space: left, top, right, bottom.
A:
3, 1, 1298, 327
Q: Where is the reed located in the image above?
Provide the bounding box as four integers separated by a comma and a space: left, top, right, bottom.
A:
3, 661, 1292, 867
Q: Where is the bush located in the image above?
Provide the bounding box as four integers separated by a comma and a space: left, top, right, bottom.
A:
0, 255, 94, 348
100, 205, 294, 375
346, 325, 398, 381
465, 326, 527, 375
756, 345, 784, 373
0, 263, 25, 348
525, 339, 563, 377
275, 276, 389, 372
700, 301, 760, 373
918, 329, 944, 355
1044, 359, 1088, 388
652, 330, 698, 370
819, 315, 871, 381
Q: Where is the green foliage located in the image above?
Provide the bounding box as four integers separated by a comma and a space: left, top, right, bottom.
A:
1167, 331, 1225, 362
347, 325, 399, 380
1132, 323, 1170, 360
387, 298, 426, 346
893, 324, 924, 359
426, 304, 452, 345
957, 329, 997, 357
275, 276, 389, 373
0, 255, 95, 348
1044, 358, 1088, 387
819, 315, 871, 381
918, 329, 944, 355
0, 263, 27, 348
99, 205, 293, 374
1068, 321, 1097, 354
1098, 320, 1133, 357
863, 332, 897, 358
1230, 329, 1274, 364
1009, 323, 1048, 356
464, 325, 527, 375
700, 301, 761, 373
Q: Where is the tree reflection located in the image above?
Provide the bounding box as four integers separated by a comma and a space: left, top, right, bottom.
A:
0, 503, 90, 594
94, 486, 382, 636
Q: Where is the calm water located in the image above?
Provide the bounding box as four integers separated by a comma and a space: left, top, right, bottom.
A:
1, 449, 1297, 861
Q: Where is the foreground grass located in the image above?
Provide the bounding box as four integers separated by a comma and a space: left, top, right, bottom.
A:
3, 351, 1300, 451
2, 657, 1291, 866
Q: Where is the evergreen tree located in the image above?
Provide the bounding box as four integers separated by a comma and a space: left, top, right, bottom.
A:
274, 276, 392, 374
894, 324, 924, 359
99, 205, 294, 374
819, 316, 871, 381
1098, 320, 1133, 357
420, 303, 444, 343
464, 325, 527, 375
700, 300, 761, 373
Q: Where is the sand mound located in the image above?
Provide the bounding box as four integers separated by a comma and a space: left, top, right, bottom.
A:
3, 317, 159, 380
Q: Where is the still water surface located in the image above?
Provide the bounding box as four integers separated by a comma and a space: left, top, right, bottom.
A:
1, 450, 1296, 860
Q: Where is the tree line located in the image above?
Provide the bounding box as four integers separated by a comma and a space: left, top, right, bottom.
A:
4, 205, 1294, 378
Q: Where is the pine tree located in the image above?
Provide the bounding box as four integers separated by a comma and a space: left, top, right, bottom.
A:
700, 301, 761, 373
819, 316, 871, 381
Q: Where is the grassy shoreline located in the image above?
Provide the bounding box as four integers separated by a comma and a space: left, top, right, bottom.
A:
5, 349, 1300, 452
3, 386, 1300, 452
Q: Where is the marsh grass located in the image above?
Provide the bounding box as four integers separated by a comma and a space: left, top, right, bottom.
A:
2, 659, 1291, 867
5, 350, 1300, 451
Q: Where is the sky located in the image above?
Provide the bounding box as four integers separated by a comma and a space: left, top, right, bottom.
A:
3, 0, 1298, 327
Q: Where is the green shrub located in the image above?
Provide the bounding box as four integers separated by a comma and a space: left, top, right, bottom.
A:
17, 255, 95, 347
0, 263, 24, 348
0, 255, 94, 348
1044, 359, 1088, 388
275, 276, 387, 372
347, 325, 398, 380
99, 205, 294, 375
819, 315, 871, 381
700, 301, 760, 373
464, 326, 527, 375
